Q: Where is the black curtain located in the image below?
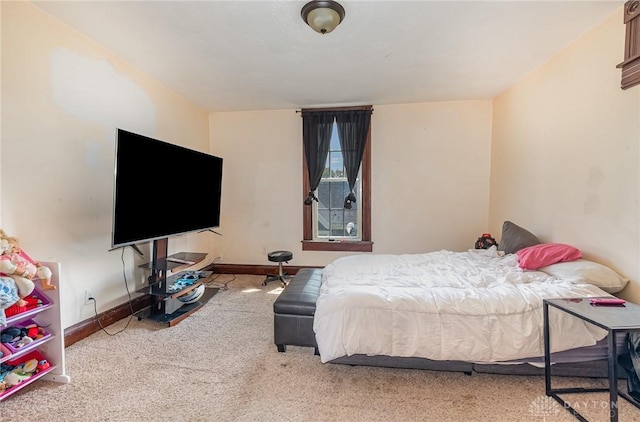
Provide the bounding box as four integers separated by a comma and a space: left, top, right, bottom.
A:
302, 111, 334, 205
335, 109, 372, 209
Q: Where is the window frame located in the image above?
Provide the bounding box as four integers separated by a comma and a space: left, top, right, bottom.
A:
301, 105, 373, 252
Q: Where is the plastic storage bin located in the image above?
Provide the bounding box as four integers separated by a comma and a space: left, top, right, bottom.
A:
1, 319, 52, 354
0, 349, 54, 400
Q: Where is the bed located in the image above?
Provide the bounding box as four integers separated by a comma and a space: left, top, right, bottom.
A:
312, 222, 630, 376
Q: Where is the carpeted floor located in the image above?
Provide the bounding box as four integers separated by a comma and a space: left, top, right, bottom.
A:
2, 274, 638, 421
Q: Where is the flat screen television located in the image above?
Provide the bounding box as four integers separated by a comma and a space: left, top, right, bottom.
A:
111, 128, 223, 250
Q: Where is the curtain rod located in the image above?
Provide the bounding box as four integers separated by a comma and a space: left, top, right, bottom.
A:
295, 107, 374, 114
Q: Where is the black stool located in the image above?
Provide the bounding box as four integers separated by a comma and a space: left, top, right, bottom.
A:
263, 250, 293, 287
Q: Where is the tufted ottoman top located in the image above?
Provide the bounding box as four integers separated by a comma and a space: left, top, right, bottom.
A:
273, 268, 321, 316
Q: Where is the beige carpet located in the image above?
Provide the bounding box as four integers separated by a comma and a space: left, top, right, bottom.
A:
2, 275, 638, 421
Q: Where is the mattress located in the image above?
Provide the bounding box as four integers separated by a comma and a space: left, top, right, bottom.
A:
313, 247, 612, 364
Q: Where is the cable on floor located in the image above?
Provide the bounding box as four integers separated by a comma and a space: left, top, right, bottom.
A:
90, 247, 135, 336
204, 273, 236, 291
201, 256, 235, 290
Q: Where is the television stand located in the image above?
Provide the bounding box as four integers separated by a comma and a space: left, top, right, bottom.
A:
138, 251, 207, 272
135, 238, 218, 326
136, 273, 219, 327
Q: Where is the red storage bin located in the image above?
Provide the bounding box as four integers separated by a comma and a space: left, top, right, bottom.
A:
0, 349, 54, 400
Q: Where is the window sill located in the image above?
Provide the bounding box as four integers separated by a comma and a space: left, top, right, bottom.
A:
301, 240, 373, 252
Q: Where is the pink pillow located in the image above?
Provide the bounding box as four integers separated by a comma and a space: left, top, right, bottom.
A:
516, 243, 582, 270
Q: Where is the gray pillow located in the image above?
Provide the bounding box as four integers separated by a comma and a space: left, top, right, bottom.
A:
499, 221, 540, 255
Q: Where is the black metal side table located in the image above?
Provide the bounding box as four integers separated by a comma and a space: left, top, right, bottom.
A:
543, 298, 640, 422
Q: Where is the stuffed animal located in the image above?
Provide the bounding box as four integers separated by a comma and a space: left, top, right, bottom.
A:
0, 276, 20, 326
0, 230, 55, 308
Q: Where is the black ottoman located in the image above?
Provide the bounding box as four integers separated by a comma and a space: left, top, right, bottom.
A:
273, 268, 322, 354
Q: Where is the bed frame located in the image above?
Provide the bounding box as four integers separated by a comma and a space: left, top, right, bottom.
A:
274, 268, 628, 379
330, 353, 627, 378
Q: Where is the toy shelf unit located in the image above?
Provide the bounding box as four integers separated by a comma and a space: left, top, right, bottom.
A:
0, 261, 70, 401
135, 238, 218, 326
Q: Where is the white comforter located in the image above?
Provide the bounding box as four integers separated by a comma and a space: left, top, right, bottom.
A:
313, 247, 610, 363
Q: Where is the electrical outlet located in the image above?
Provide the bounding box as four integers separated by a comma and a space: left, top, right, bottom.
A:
84, 290, 94, 305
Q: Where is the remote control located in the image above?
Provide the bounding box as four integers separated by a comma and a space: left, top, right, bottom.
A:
166, 257, 195, 265
589, 298, 626, 306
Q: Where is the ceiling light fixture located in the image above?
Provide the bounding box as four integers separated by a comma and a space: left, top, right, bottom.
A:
301, 0, 345, 34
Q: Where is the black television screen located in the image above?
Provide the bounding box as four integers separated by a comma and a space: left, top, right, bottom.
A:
111, 128, 223, 249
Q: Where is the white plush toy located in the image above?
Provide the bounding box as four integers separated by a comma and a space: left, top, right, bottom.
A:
0, 231, 54, 307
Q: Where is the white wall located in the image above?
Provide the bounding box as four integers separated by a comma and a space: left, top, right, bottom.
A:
210, 100, 493, 267
1, 2, 213, 328
489, 9, 640, 301
372, 102, 493, 254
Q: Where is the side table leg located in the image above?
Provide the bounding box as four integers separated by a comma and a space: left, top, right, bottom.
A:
544, 302, 552, 395
609, 330, 618, 422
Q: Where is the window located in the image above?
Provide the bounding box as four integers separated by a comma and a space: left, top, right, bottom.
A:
302, 106, 372, 252
315, 124, 362, 240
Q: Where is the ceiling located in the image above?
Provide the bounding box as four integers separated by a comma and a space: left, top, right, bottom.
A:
32, 1, 624, 112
